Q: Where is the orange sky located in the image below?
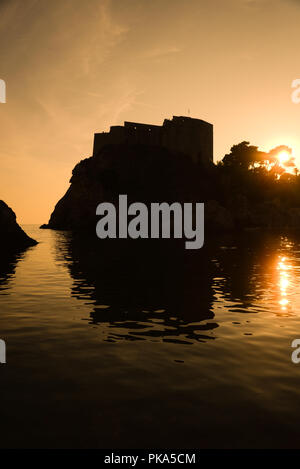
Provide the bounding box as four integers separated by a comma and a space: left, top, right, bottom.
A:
1, 0, 300, 223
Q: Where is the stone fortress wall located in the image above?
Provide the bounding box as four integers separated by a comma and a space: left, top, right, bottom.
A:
93, 116, 213, 165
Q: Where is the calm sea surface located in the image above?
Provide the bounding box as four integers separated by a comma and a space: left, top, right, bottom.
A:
1, 225, 300, 448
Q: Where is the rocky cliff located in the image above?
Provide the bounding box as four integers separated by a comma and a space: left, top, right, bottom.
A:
43, 143, 228, 232
44, 141, 300, 234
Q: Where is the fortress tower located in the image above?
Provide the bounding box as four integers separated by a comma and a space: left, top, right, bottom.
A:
93, 116, 213, 165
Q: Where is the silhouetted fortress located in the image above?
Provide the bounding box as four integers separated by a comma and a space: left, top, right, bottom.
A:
93, 116, 213, 165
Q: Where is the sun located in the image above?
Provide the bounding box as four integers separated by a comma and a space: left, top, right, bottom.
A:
277, 151, 290, 165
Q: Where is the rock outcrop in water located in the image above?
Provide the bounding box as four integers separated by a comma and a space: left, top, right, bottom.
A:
0, 201, 37, 251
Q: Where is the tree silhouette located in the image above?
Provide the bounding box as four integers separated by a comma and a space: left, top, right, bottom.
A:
220, 141, 296, 179
221, 141, 268, 170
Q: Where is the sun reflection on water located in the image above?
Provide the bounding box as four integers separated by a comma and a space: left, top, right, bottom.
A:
276, 254, 293, 314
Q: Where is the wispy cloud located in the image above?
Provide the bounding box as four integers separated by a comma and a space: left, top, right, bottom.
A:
142, 46, 182, 59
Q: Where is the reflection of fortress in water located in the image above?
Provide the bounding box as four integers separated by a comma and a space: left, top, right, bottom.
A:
55, 236, 217, 344
93, 116, 213, 166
